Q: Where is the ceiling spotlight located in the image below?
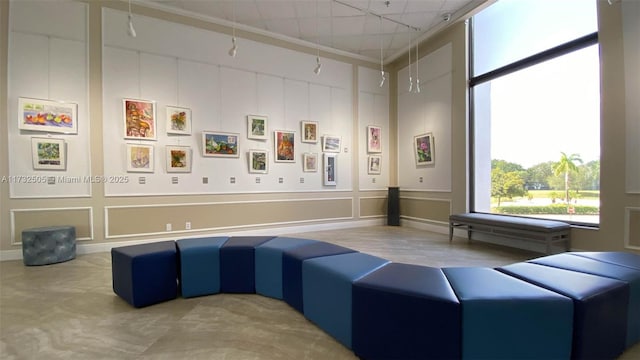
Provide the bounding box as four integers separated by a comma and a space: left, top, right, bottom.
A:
127, 0, 136, 38
379, 70, 386, 87
314, 56, 322, 75
443, 13, 452, 22
228, 37, 237, 57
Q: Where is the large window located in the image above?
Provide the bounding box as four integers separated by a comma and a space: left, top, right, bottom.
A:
470, 0, 600, 225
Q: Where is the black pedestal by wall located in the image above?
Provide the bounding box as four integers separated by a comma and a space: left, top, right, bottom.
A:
387, 187, 400, 226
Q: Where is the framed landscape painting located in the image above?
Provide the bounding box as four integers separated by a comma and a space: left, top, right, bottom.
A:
166, 145, 191, 173
126, 144, 154, 173
414, 132, 435, 166
367, 125, 382, 153
124, 98, 156, 140
19, 97, 78, 134
301, 121, 318, 143
248, 149, 269, 174
166, 106, 191, 135
31, 137, 66, 170
274, 130, 295, 163
202, 131, 239, 157
248, 115, 268, 140
303, 153, 318, 172
322, 135, 341, 153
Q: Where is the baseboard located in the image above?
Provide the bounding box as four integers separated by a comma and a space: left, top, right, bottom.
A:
400, 217, 449, 235
0, 218, 385, 262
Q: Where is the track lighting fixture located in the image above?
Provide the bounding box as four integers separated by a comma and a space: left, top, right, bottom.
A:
415, 36, 420, 93
228, 0, 237, 57
313, 0, 321, 75
228, 36, 237, 57
378, 16, 385, 87
314, 56, 322, 75
127, 0, 136, 38
408, 30, 413, 92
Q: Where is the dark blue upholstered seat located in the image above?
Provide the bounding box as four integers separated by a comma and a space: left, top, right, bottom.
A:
499, 261, 629, 359
219, 236, 275, 293
571, 251, 640, 271
352, 263, 461, 360
443, 267, 574, 360
282, 241, 356, 312
111, 241, 178, 308
176, 236, 229, 298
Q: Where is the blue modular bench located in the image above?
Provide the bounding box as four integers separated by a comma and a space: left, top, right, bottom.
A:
111, 235, 640, 359
449, 212, 571, 254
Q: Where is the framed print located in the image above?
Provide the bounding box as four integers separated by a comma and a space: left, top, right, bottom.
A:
274, 130, 295, 163
19, 97, 78, 134
302, 153, 318, 172
367, 125, 382, 153
126, 144, 154, 173
123, 98, 157, 140
248, 149, 269, 174
414, 132, 435, 166
368, 155, 382, 175
31, 137, 66, 170
301, 121, 318, 143
324, 153, 337, 186
322, 135, 341, 153
202, 131, 240, 157
247, 115, 268, 140
166, 145, 191, 173
166, 106, 191, 135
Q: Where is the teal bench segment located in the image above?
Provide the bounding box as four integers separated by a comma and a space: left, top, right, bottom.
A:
22, 226, 76, 266
220, 236, 276, 293
443, 267, 574, 360
254, 237, 318, 299
499, 262, 629, 359
530, 253, 640, 348
111, 241, 178, 308
176, 236, 229, 298
302, 252, 390, 349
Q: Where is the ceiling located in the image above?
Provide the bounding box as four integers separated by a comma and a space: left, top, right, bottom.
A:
141, 0, 486, 64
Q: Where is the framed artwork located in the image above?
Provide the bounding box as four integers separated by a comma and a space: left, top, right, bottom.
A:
302, 153, 318, 172
301, 121, 318, 143
31, 137, 66, 170
123, 98, 157, 140
368, 155, 382, 175
367, 125, 382, 153
19, 97, 78, 134
322, 135, 341, 153
248, 149, 269, 174
324, 153, 337, 186
274, 130, 295, 163
247, 115, 268, 140
166, 106, 191, 135
202, 131, 240, 157
126, 144, 154, 173
414, 132, 435, 166
166, 145, 191, 173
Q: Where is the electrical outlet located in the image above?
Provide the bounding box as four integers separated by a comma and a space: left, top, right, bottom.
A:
166, 223, 172, 231
185, 222, 191, 230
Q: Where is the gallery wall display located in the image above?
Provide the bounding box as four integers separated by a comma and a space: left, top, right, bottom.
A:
166, 106, 192, 135
368, 155, 381, 175
324, 153, 337, 186
414, 132, 435, 166
367, 125, 382, 153
126, 143, 154, 173
275, 130, 295, 163
248, 149, 269, 174
303, 153, 318, 172
247, 115, 268, 140
322, 135, 341, 153
31, 137, 66, 170
166, 145, 192, 173
202, 131, 240, 157
124, 98, 157, 140
19, 97, 78, 134
301, 121, 318, 143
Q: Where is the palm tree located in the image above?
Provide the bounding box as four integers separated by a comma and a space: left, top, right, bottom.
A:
553, 152, 583, 204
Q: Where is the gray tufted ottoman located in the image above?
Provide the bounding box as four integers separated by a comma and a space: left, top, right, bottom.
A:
22, 226, 76, 266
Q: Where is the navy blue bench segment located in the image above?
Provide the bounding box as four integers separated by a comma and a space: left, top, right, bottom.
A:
499, 262, 629, 359
282, 241, 356, 313
530, 253, 640, 348
220, 236, 276, 293
352, 263, 461, 360
176, 236, 229, 298
443, 267, 574, 359
111, 241, 178, 308
449, 212, 571, 254
571, 251, 640, 271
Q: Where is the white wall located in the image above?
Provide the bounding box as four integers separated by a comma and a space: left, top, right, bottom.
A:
397, 43, 453, 192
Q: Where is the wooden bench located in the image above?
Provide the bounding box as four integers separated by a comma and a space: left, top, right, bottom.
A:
449, 213, 571, 254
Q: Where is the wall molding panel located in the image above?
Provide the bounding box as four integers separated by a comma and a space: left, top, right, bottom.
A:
10, 207, 94, 245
